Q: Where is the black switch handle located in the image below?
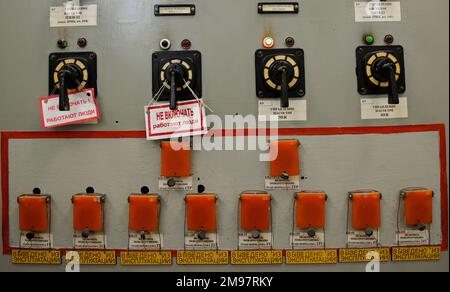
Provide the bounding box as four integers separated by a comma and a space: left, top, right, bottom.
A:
58, 70, 71, 111
280, 67, 289, 108
170, 71, 177, 110
383, 62, 399, 105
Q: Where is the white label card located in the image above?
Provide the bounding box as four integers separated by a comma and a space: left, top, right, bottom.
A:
50, 4, 98, 27
73, 231, 106, 249
361, 97, 408, 120
397, 230, 430, 247
184, 232, 218, 250
265, 176, 300, 190
258, 99, 307, 121
238, 232, 273, 250
128, 232, 163, 250
19, 232, 53, 249
39, 89, 100, 128
347, 230, 379, 248
355, 1, 401, 22
290, 231, 325, 249
159, 176, 193, 191
145, 100, 208, 140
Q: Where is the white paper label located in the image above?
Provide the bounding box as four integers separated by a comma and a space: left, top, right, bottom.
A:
262, 4, 296, 12
19, 232, 52, 249
159, 7, 192, 15
39, 89, 100, 128
290, 231, 325, 249
128, 232, 163, 250
73, 231, 106, 249
361, 97, 408, 120
184, 232, 218, 250
265, 176, 300, 190
355, 1, 401, 22
238, 232, 273, 250
397, 230, 430, 247
145, 100, 207, 140
347, 230, 379, 248
159, 176, 193, 191
50, 4, 98, 27
258, 99, 307, 121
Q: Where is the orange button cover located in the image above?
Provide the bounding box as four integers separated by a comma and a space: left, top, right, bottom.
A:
351, 192, 381, 230
18, 195, 49, 233
161, 141, 191, 177
405, 189, 433, 225
270, 140, 300, 177
295, 192, 326, 229
186, 194, 217, 232
240, 194, 271, 231
73, 195, 104, 232
128, 195, 159, 232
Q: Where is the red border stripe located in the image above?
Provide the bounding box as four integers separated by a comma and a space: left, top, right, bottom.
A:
1, 124, 448, 255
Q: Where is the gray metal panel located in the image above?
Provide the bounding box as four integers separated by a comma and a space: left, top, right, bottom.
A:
0, 0, 448, 271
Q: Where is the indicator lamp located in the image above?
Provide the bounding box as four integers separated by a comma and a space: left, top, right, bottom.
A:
263, 36, 275, 49
285, 37, 295, 47
363, 34, 375, 45
181, 39, 192, 50
384, 34, 394, 44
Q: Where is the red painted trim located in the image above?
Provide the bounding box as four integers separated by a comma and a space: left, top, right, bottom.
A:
438, 125, 448, 250
1, 124, 448, 255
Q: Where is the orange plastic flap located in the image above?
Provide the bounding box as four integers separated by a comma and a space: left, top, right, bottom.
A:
295, 192, 326, 229
404, 189, 433, 225
186, 194, 217, 232
72, 194, 104, 232
161, 141, 191, 177
351, 192, 381, 230
128, 194, 159, 232
18, 195, 49, 233
269, 140, 300, 177
240, 193, 271, 231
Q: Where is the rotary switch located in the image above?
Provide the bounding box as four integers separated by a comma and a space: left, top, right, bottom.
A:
49, 52, 97, 111
152, 51, 202, 110
356, 46, 405, 105
255, 49, 305, 108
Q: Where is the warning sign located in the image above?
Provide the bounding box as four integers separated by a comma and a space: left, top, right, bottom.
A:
68, 250, 116, 265
231, 250, 283, 265
120, 251, 172, 265
285, 249, 338, 265
339, 248, 390, 263
39, 89, 100, 128
11, 249, 61, 265
176, 250, 229, 265
391, 246, 441, 262
145, 100, 207, 140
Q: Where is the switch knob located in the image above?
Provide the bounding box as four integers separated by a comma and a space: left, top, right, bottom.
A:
81, 230, 90, 239
373, 57, 399, 104
280, 171, 289, 180
418, 224, 427, 231
364, 228, 374, 237
165, 64, 186, 110
57, 64, 83, 111
167, 178, 177, 187
140, 231, 146, 240
307, 228, 316, 238
268, 60, 295, 108
251, 230, 261, 239
26, 232, 35, 240
197, 231, 207, 240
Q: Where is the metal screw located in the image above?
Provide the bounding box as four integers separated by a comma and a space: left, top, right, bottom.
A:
89, 53, 96, 60
258, 91, 264, 97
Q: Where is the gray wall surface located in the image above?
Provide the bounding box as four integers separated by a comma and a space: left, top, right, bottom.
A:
0, 0, 448, 272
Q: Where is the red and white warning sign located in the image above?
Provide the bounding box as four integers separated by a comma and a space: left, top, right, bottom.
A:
39, 89, 100, 128
145, 100, 207, 140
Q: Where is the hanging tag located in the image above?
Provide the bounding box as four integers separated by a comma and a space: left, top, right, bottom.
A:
145, 100, 207, 140
39, 89, 100, 128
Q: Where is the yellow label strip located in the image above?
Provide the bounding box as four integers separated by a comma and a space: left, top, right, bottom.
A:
391, 246, 441, 262
339, 248, 390, 263
286, 249, 338, 265
11, 249, 61, 265
231, 250, 283, 265
177, 250, 229, 265
68, 250, 117, 265
120, 251, 172, 265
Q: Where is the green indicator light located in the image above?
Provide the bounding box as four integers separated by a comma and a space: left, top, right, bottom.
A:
364, 35, 375, 45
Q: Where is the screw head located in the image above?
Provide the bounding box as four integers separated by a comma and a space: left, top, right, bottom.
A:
258, 91, 264, 97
